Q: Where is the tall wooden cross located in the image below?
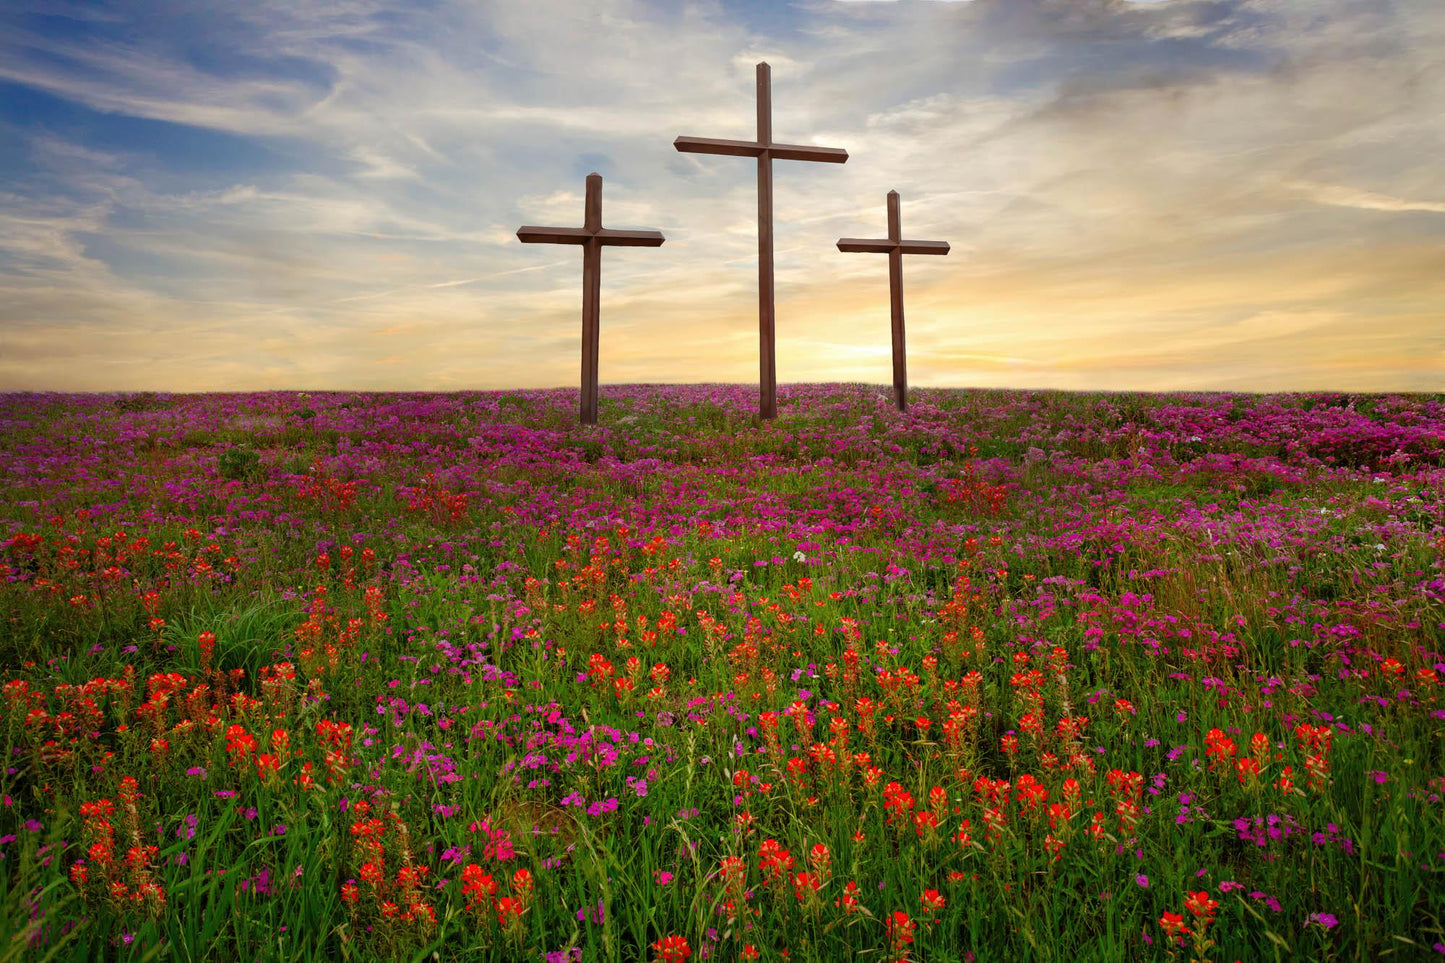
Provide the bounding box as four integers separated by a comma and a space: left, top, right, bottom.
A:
517, 173, 664, 425
675, 62, 848, 420
837, 191, 949, 412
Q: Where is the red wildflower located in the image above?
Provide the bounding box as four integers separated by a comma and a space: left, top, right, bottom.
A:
793, 871, 823, 901
652, 934, 691, 963
887, 910, 915, 950
461, 864, 497, 912
1184, 890, 1219, 920
1159, 910, 1189, 941
836, 880, 862, 914
496, 895, 525, 926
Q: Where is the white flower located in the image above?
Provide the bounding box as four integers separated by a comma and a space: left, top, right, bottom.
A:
792, 551, 807, 563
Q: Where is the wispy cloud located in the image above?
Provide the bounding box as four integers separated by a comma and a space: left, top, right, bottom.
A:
1284, 179, 1445, 215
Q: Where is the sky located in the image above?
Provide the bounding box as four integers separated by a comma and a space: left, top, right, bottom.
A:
1, 0, 1442, 395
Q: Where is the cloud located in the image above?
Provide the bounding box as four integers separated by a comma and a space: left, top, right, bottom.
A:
0, 33, 324, 137
1283, 180, 1445, 215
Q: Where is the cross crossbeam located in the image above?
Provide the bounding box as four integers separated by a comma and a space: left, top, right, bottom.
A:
836, 190, 949, 412
675, 137, 849, 164
674, 62, 848, 420
517, 172, 664, 424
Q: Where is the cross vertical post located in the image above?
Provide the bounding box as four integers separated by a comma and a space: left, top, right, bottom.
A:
756, 64, 775, 420
582, 175, 603, 424
887, 191, 905, 413
517, 173, 665, 425
837, 190, 950, 412
676, 62, 848, 420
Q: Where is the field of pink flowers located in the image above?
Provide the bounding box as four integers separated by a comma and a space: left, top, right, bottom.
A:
0, 384, 1441, 962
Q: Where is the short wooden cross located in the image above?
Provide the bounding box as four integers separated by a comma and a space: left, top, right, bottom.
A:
837, 191, 949, 412
517, 172, 664, 425
676, 62, 848, 420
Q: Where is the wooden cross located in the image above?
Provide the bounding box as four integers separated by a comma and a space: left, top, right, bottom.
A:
837, 191, 949, 412
517, 172, 664, 425
676, 62, 848, 420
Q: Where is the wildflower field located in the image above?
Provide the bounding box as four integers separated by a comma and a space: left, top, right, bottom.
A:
0, 384, 1442, 962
